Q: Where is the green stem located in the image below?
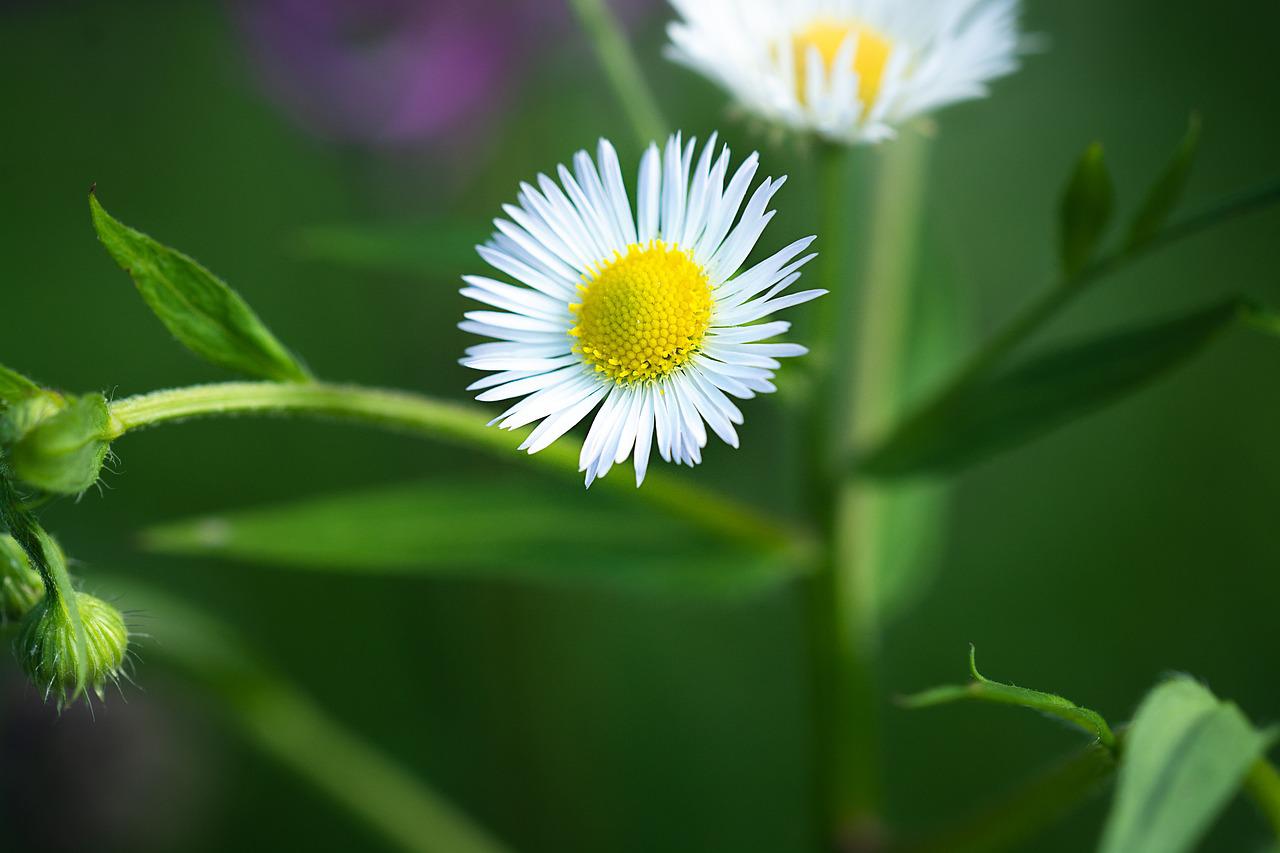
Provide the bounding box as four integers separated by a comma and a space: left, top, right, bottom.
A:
1245, 758, 1280, 840
110, 578, 510, 853
565, 0, 667, 146
808, 136, 922, 845
861, 176, 1280, 462
106, 382, 803, 554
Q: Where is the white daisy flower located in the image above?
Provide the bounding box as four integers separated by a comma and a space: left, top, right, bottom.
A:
460, 133, 823, 487
665, 0, 1026, 144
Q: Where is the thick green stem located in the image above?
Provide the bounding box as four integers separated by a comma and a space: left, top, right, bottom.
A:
565, 0, 667, 146
106, 382, 803, 554
860, 176, 1280, 463
808, 137, 922, 846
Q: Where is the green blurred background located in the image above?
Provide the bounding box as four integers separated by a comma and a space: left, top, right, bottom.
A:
1, 1, 1278, 851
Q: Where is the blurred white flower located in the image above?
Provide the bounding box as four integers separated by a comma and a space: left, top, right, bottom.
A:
461, 134, 823, 486
665, 0, 1027, 144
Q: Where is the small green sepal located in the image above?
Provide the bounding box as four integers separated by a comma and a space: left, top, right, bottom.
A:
0, 363, 42, 408
8, 393, 113, 495
1059, 142, 1115, 278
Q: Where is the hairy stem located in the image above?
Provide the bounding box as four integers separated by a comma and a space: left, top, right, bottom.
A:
565, 0, 667, 147
106, 382, 804, 554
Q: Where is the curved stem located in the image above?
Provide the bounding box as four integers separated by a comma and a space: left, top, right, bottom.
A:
565, 0, 668, 147
860, 177, 1280, 463
106, 382, 805, 554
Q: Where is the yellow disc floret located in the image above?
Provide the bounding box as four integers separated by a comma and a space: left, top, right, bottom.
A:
790, 17, 894, 107
570, 241, 712, 384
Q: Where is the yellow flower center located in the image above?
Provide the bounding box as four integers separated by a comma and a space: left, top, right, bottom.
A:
570, 241, 712, 384
790, 17, 894, 107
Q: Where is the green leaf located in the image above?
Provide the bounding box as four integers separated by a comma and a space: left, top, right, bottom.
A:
9, 394, 113, 494
0, 363, 40, 406
1126, 115, 1202, 251
901, 645, 1115, 748
90, 192, 311, 382
293, 221, 487, 279
103, 578, 511, 853
140, 478, 803, 597
1099, 677, 1275, 853
861, 298, 1275, 478
1059, 142, 1115, 277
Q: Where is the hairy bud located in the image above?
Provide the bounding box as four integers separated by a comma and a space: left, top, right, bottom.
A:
6, 393, 113, 495
18, 591, 129, 707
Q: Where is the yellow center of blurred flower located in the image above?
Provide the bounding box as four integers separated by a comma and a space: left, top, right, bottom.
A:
790, 18, 894, 107
570, 241, 712, 384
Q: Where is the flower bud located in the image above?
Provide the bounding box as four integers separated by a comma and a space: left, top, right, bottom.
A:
7, 393, 113, 495
0, 534, 42, 621
18, 590, 129, 706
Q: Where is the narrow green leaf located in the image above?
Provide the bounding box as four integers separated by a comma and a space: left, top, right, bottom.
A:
1059, 142, 1115, 277
1126, 114, 1202, 251
0, 363, 40, 406
140, 478, 803, 597
1099, 677, 1275, 853
90, 192, 311, 382
862, 298, 1268, 478
103, 578, 511, 853
901, 645, 1115, 748
293, 221, 487, 278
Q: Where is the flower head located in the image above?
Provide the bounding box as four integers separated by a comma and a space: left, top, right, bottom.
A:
461, 133, 823, 486
665, 0, 1026, 144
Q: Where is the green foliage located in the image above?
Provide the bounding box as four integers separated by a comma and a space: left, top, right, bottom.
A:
861, 298, 1279, 478
141, 478, 805, 596
9, 393, 113, 494
0, 363, 40, 406
1126, 114, 1202, 251
901, 645, 1115, 748
90, 192, 311, 383
293, 221, 487, 278
1099, 677, 1276, 853
1059, 142, 1115, 276
108, 578, 511, 853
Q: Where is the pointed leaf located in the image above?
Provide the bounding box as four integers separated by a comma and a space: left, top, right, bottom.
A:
0, 363, 40, 406
90, 192, 310, 382
1099, 677, 1275, 853
1126, 115, 1202, 251
901, 645, 1115, 748
862, 298, 1274, 478
1059, 143, 1115, 277
140, 478, 803, 597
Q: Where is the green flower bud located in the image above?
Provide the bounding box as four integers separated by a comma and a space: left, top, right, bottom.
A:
8, 393, 114, 495
18, 590, 129, 706
0, 388, 67, 445
0, 533, 43, 621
